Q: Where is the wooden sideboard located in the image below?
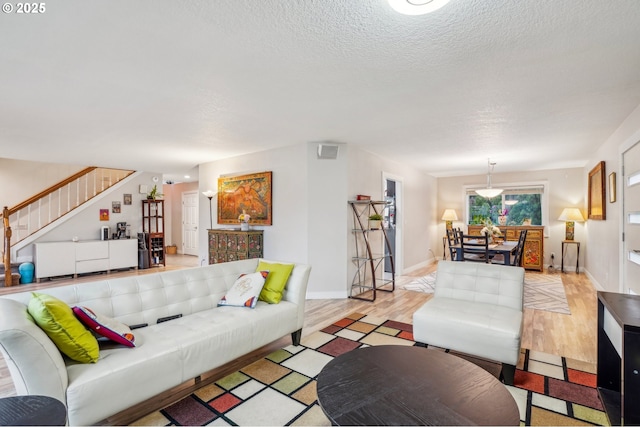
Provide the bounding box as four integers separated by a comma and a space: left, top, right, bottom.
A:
467, 225, 544, 271
208, 229, 263, 264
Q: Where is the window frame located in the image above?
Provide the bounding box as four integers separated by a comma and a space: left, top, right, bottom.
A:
463, 180, 549, 237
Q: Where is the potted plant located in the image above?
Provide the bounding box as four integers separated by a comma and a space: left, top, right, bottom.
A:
368, 213, 383, 230
147, 185, 163, 200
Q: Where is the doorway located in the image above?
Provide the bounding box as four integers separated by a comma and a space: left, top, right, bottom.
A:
622, 140, 640, 294
383, 173, 403, 276
182, 191, 199, 256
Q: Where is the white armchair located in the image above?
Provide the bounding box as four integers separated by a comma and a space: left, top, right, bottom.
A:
412, 260, 525, 385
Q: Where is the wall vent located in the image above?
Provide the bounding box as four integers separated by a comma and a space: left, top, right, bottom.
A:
317, 143, 339, 159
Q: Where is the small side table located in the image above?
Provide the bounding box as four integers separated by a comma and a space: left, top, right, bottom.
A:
0, 395, 66, 426
561, 240, 580, 273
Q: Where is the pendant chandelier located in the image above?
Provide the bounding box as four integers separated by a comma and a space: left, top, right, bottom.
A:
475, 159, 503, 198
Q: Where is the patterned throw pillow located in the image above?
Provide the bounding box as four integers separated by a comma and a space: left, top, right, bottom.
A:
72, 306, 136, 347
218, 271, 269, 308
27, 292, 100, 363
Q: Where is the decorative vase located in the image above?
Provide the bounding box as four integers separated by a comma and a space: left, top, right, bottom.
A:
498, 215, 507, 226
240, 222, 249, 231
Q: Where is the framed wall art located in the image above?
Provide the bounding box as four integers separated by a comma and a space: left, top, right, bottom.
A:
588, 161, 606, 220
217, 171, 272, 225
609, 172, 616, 203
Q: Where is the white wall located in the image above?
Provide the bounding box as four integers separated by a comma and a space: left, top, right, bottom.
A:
348, 148, 436, 275
198, 142, 434, 299
0, 158, 85, 208
438, 168, 585, 269
15, 172, 161, 260
586, 103, 640, 292
198, 143, 309, 267
163, 181, 199, 249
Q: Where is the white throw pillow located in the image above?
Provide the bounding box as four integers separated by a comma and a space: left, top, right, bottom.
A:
218, 271, 268, 308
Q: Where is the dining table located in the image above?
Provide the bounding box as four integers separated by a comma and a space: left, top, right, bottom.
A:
451, 240, 518, 265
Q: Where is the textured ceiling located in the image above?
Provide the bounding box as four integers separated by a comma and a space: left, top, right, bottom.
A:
1, 0, 640, 181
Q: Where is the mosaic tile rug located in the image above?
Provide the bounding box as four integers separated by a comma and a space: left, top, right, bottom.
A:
132, 313, 606, 426
403, 271, 571, 314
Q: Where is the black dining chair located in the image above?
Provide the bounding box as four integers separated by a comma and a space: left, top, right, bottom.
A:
512, 229, 528, 266
446, 227, 461, 260
492, 229, 528, 266
457, 231, 489, 263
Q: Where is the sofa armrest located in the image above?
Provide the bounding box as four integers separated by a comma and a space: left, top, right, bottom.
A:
0, 299, 68, 405
281, 263, 312, 328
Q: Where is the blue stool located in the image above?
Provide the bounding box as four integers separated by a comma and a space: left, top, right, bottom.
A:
18, 263, 34, 284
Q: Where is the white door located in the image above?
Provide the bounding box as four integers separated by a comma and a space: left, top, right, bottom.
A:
623, 140, 640, 294
182, 191, 199, 256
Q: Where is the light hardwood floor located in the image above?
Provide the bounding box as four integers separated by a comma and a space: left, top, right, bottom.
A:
0, 256, 598, 423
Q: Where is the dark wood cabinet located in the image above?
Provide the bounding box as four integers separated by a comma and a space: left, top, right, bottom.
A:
597, 291, 640, 426
208, 229, 263, 264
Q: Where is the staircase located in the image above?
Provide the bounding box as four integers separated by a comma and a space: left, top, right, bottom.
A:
2, 167, 135, 286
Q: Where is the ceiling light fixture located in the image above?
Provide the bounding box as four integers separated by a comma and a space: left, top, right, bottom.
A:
475, 159, 503, 198
387, 0, 451, 15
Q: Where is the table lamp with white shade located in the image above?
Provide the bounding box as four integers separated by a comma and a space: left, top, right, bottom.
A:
558, 208, 584, 240
441, 209, 458, 230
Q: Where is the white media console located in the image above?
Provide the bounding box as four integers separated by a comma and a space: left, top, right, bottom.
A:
34, 239, 138, 282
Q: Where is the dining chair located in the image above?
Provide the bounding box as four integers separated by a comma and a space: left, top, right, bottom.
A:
492, 229, 528, 266
446, 228, 460, 260
512, 229, 528, 266
457, 231, 489, 263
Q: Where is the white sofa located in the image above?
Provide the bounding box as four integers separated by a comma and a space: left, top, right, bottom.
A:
0, 258, 311, 426
412, 260, 524, 385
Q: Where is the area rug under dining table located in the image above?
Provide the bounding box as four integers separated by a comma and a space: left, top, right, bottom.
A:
402, 271, 571, 314
131, 312, 604, 426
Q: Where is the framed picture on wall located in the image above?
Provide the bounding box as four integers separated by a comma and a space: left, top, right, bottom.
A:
123, 194, 132, 205
609, 172, 616, 203
217, 171, 272, 225
588, 161, 606, 220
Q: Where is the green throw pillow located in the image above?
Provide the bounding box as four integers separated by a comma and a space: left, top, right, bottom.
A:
27, 292, 99, 363
257, 261, 294, 304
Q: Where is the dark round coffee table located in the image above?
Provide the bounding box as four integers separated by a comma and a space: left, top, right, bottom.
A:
317, 345, 520, 426
0, 395, 66, 426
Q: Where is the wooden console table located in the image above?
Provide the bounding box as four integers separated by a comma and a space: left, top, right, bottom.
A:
208, 229, 263, 264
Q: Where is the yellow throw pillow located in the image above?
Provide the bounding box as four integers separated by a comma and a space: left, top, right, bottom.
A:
27, 292, 99, 363
257, 261, 294, 304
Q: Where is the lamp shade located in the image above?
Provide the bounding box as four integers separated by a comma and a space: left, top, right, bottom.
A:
441, 209, 458, 221
558, 208, 584, 241
475, 188, 503, 198
558, 208, 584, 222
202, 190, 216, 199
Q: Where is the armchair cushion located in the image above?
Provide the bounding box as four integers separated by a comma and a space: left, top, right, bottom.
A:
413, 261, 525, 369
